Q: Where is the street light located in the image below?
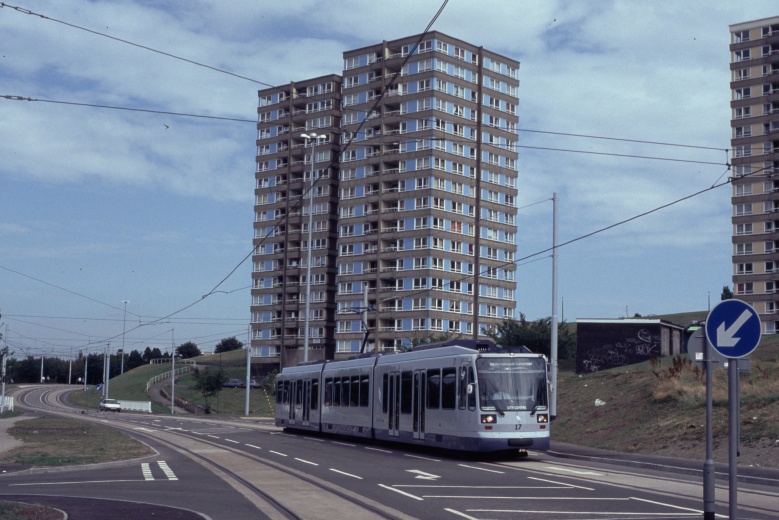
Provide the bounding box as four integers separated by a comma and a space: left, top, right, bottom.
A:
121, 300, 129, 374
300, 132, 326, 363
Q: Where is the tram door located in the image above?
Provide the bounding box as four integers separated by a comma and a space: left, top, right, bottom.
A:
301, 379, 311, 426
288, 379, 310, 425
387, 372, 400, 437
412, 370, 426, 440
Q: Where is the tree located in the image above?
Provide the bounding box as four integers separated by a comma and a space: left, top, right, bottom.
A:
126, 350, 144, 371
142, 347, 154, 363
485, 314, 577, 360
176, 342, 201, 359
214, 337, 243, 354
721, 285, 734, 300
193, 367, 227, 413
151, 347, 163, 360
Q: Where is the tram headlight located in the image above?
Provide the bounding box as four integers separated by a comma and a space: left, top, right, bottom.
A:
536, 414, 549, 423
480, 414, 497, 424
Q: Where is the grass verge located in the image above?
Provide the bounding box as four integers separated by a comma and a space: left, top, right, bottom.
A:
0, 501, 62, 520
0, 416, 154, 466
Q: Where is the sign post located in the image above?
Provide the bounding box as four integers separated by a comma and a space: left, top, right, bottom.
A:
705, 299, 761, 520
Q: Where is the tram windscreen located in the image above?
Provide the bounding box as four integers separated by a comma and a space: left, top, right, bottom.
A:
476, 357, 547, 412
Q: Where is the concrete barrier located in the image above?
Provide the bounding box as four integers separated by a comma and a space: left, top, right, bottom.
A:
116, 400, 151, 413
0, 396, 14, 413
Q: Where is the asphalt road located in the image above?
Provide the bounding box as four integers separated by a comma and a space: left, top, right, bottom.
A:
3, 385, 778, 519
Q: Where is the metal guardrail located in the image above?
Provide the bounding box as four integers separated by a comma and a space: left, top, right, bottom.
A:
146, 365, 194, 390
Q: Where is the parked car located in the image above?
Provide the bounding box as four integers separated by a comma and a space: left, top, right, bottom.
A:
223, 379, 244, 388
99, 399, 121, 412
249, 379, 261, 389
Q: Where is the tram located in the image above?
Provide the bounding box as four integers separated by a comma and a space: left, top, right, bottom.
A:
274, 340, 550, 453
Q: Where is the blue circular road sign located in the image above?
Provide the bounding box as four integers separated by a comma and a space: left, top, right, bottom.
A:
705, 299, 761, 359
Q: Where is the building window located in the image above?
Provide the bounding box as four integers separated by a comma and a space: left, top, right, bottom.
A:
735, 203, 752, 216
736, 223, 753, 235
736, 243, 753, 255
735, 282, 754, 295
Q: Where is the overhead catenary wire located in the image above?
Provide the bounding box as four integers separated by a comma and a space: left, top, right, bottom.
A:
1, 95, 729, 167
1, 0, 740, 352
0, 2, 276, 88
0, 0, 454, 354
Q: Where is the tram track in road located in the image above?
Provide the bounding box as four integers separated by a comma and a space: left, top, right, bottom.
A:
9, 385, 417, 520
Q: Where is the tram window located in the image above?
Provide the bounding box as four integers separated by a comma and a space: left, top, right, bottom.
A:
359, 375, 370, 407
311, 380, 319, 410
283, 381, 290, 405
382, 374, 389, 413
400, 371, 413, 414
295, 382, 303, 406
350, 376, 360, 406
427, 369, 441, 409
333, 378, 342, 406
276, 381, 283, 404
458, 366, 467, 410
324, 378, 333, 406
441, 368, 457, 409
468, 367, 476, 409
342, 376, 351, 406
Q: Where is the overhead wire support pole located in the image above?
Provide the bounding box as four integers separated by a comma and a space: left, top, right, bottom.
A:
301, 133, 324, 363
550, 193, 559, 419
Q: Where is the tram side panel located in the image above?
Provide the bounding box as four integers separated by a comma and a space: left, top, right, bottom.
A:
372, 351, 481, 450
319, 357, 375, 438
275, 364, 323, 432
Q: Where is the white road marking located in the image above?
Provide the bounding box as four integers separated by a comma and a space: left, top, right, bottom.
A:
141, 463, 154, 481
528, 476, 595, 491
443, 509, 478, 520
365, 447, 392, 453
406, 469, 441, 480
458, 464, 504, 474
295, 458, 318, 466
631, 496, 711, 515
545, 465, 602, 476
329, 468, 362, 479
133, 427, 155, 432
245, 444, 262, 450
404, 454, 440, 462
157, 461, 178, 481
466, 507, 698, 517
269, 450, 287, 457
378, 484, 423, 501
225, 439, 240, 444
332, 441, 356, 447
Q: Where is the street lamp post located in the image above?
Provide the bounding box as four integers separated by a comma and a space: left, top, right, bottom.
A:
121, 300, 129, 374
300, 132, 325, 363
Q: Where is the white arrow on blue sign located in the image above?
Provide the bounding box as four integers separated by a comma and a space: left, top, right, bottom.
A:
705, 299, 762, 359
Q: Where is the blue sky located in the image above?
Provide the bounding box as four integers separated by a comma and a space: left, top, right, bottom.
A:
0, 0, 774, 358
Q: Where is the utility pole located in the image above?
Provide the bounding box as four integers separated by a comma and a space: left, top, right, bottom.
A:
550, 192, 559, 418
170, 329, 175, 415
121, 300, 129, 374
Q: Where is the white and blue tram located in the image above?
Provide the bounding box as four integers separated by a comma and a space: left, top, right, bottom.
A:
275, 341, 550, 453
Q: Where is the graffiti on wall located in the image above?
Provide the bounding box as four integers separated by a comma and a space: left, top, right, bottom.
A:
576, 324, 661, 373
